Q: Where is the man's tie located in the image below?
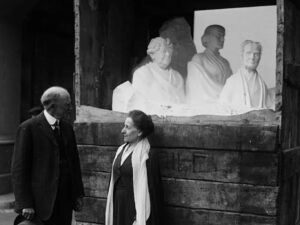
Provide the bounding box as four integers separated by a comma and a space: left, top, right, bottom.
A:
53, 120, 67, 160
53, 120, 61, 136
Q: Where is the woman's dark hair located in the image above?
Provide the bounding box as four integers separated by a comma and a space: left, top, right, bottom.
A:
128, 110, 154, 139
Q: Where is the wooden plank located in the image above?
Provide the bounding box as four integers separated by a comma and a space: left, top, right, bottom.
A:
160, 149, 278, 186
281, 85, 300, 149
75, 122, 278, 151
78, 146, 278, 186
281, 0, 300, 150
75, 197, 276, 225
81, 172, 278, 216
163, 178, 278, 216
76, 105, 280, 125
282, 147, 300, 180
296, 10, 300, 64
279, 2, 300, 224
0, 174, 12, 195
278, 173, 300, 225
276, 0, 284, 111
0, 142, 13, 174
74, 0, 80, 107
76, 0, 105, 106
75, 222, 101, 225
284, 0, 295, 65
75, 197, 106, 224
165, 206, 276, 225
81, 171, 110, 198
286, 64, 300, 89
78, 146, 115, 172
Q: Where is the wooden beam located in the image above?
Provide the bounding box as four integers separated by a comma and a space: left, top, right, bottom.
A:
163, 178, 277, 216
80, 172, 278, 215
78, 146, 278, 186
286, 64, 300, 89
75, 197, 277, 225
75, 122, 278, 151
74, 0, 80, 108
281, 147, 300, 180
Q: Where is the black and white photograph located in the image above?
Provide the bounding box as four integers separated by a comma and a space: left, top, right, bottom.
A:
0, 0, 300, 225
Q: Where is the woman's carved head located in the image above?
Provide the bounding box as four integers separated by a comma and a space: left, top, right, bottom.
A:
201, 25, 225, 51
147, 37, 173, 69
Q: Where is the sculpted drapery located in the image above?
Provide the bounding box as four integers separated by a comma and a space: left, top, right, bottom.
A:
186, 49, 232, 104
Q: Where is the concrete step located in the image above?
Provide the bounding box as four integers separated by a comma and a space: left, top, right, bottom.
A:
0, 174, 12, 195
0, 193, 14, 212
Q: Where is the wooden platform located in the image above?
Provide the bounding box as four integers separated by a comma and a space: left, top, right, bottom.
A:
74, 108, 280, 225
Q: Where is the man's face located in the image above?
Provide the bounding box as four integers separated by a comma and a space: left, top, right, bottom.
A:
152, 45, 173, 69
206, 29, 225, 50
242, 43, 261, 70
55, 96, 71, 119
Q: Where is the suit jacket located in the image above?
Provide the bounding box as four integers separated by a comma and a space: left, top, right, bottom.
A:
11, 112, 84, 220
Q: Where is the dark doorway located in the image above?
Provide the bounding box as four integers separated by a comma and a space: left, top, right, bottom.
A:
21, 0, 74, 121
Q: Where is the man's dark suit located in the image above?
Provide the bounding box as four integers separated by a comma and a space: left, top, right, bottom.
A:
11, 112, 84, 221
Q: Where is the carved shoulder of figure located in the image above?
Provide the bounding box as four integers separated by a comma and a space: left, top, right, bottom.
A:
191, 53, 205, 65
132, 64, 153, 86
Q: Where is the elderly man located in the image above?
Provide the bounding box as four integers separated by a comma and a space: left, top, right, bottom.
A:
186, 25, 232, 105
11, 86, 84, 225
219, 40, 274, 114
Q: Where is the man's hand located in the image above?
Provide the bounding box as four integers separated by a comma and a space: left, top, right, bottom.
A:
22, 208, 35, 220
74, 197, 83, 212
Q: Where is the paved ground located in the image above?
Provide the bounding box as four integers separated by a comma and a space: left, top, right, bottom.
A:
0, 193, 76, 224
0, 210, 17, 225
0, 211, 77, 225
0, 193, 16, 224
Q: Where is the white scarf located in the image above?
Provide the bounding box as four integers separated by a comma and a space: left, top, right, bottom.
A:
105, 138, 151, 225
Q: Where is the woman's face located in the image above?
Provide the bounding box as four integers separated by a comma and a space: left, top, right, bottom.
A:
206, 29, 225, 51
152, 45, 173, 69
121, 117, 142, 143
242, 43, 261, 70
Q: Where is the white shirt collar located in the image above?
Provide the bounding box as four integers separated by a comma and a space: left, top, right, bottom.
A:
43, 110, 58, 126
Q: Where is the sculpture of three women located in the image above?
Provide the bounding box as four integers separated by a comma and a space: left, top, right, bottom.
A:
113, 24, 274, 116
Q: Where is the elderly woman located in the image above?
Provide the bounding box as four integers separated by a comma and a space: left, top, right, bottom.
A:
112, 37, 185, 115
131, 37, 185, 109
105, 110, 163, 225
219, 40, 274, 114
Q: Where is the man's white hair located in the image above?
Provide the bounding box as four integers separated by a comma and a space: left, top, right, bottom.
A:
40, 86, 70, 109
241, 40, 263, 53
